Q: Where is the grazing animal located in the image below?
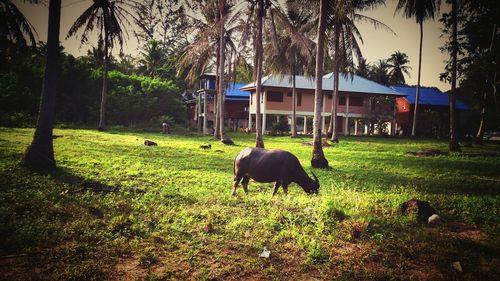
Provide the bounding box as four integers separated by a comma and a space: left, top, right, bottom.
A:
144, 140, 158, 146
233, 147, 319, 196
221, 138, 234, 145
200, 144, 212, 149
400, 199, 439, 223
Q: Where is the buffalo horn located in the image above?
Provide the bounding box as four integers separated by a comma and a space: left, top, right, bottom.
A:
311, 171, 319, 184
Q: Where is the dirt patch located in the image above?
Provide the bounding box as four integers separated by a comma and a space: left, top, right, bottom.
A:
302, 139, 332, 147
408, 148, 448, 157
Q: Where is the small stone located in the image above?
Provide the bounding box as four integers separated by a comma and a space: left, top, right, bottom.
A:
452, 261, 463, 272
259, 247, 271, 258
428, 214, 441, 225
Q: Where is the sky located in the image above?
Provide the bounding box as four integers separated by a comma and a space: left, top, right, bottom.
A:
14, 0, 452, 91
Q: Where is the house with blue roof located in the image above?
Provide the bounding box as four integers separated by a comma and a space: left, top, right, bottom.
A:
186, 73, 250, 133
240, 73, 406, 135
391, 85, 470, 137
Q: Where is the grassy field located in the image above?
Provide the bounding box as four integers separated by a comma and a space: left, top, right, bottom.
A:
0, 127, 499, 280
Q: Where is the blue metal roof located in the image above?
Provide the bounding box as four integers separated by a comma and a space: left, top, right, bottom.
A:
226, 82, 249, 101
390, 85, 470, 110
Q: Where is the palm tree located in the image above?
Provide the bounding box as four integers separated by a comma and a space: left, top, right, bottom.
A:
387, 51, 411, 85
311, 0, 328, 168
265, 0, 315, 138
23, 0, 61, 169
355, 57, 370, 78
67, 0, 136, 131
369, 59, 391, 85
242, 0, 281, 148
0, 0, 38, 50
177, 0, 243, 142
448, 0, 460, 151
139, 39, 167, 77
326, 0, 391, 142
395, 0, 441, 137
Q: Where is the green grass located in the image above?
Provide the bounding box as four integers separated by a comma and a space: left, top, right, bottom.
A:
0, 127, 499, 280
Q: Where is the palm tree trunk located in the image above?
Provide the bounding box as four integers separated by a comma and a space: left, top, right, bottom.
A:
411, 22, 424, 138
449, 0, 460, 152
291, 62, 297, 137
214, 45, 221, 139
218, 2, 230, 143
329, 26, 340, 142
98, 32, 109, 131
311, 0, 328, 169
475, 90, 487, 145
23, 0, 61, 169
475, 24, 496, 145
255, 0, 265, 148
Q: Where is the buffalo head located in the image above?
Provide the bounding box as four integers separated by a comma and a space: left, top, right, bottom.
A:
305, 171, 320, 194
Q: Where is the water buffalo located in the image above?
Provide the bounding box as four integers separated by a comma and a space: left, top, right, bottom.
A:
232, 147, 319, 196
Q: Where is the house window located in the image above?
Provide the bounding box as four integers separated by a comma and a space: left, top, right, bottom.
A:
297, 93, 302, 106
267, 91, 283, 102
287, 92, 292, 97
339, 96, 346, 105
350, 96, 364, 106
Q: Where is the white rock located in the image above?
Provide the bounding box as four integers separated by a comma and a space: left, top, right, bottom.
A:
259, 247, 271, 258
428, 214, 441, 225
452, 261, 462, 272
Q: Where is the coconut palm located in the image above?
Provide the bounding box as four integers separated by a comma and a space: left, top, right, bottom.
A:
139, 39, 167, 77
67, 0, 136, 131
265, 0, 315, 137
0, 0, 38, 50
355, 57, 370, 78
241, 0, 281, 148
177, 0, 244, 142
395, 0, 441, 137
326, 0, 391, 142
23, 0, 61, 169
311, 0, 328, 168
448, 0, 460, 151
387, 51, 411, 85
369, 59, 391, 85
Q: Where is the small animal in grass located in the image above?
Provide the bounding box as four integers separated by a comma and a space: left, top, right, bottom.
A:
400, 199, 440, 224
144, 140, 157, 146
200, 144, 212, 149
232, 147, 319, 196
221, 138, 234, 145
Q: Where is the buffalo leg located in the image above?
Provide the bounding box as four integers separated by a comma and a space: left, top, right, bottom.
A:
282, 183, 289, 195
272, 181, 281, 197
241, 176, 250, 194
232, 175, 243, 196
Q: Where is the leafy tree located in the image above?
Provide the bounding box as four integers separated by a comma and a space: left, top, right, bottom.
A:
440, 0, 499, 144
395, 0, 441, 138
23, 0, 61, 169
133, 0, 188, 56
387, 51, 411, 85
67, 0, 137, 131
